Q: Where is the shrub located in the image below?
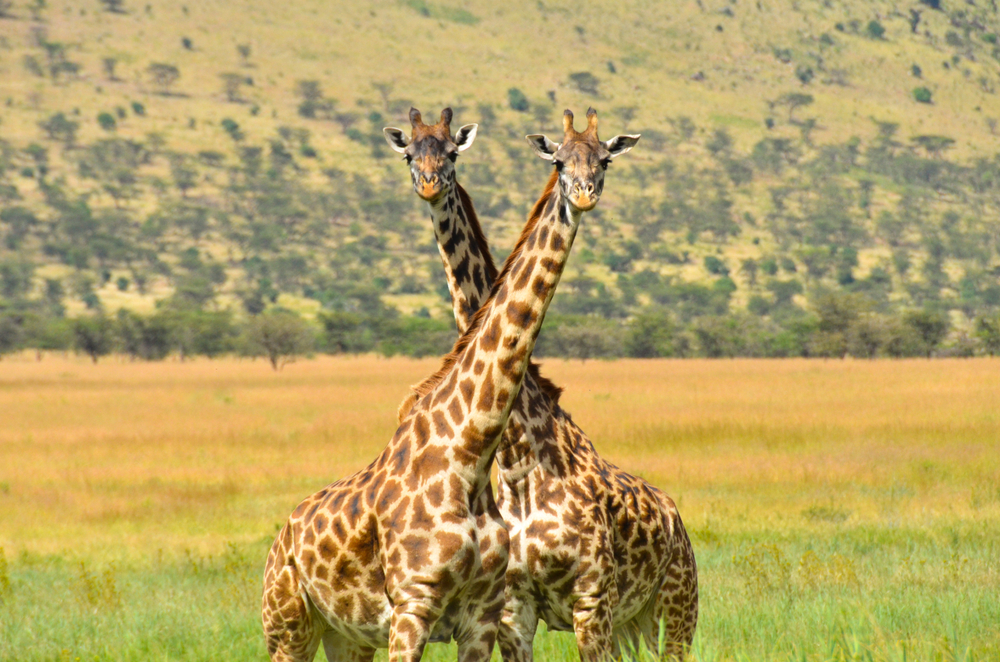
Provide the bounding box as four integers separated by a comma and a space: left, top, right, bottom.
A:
97, 112, 117, 131
704, 255, 729, 276
913, 86, 933, 103
865, 20, 885, 39
507, 88, 529, 112
568, 71, 599, 95
131, 101, 145, 115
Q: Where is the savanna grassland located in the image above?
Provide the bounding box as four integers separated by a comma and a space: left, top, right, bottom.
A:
0, 355, 998, 661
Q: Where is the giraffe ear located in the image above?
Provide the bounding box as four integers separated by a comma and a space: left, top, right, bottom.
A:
454, 124, 478, 152
525, 134, 560, 161
604, 134, 640, 159
383, 127, 409, 154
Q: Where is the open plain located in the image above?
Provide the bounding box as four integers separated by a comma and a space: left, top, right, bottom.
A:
0, 354, 997, 660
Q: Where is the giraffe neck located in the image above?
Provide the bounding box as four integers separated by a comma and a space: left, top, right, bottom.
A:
410, 171, 579, 468
427, 183, 497, 335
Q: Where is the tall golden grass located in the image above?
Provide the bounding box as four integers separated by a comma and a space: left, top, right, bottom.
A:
2, 354, 997, 558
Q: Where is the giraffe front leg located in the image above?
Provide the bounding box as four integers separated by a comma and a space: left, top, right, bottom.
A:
497, 592, 538, 662
572, 594, 615, 662
261, 528, 325, 662
322, 632, 375, 662
387, 602, 435, 662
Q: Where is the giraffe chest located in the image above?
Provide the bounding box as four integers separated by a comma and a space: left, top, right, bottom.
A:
295, 481, 509, 647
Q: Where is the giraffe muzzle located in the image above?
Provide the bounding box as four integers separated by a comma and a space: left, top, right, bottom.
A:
416, 173, 444, 201
569, 182, 599, 211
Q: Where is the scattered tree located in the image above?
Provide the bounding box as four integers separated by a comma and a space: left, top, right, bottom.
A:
568, 71, 599, 95
73, 315, 114, 363
147, 62, 180, 94
243, 311, 313, 370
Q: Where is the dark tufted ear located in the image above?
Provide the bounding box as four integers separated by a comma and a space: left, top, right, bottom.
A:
604, 134, 640, 159
525, 134, 560, 161
383, 127, 409, 154
454, 124, 478, 152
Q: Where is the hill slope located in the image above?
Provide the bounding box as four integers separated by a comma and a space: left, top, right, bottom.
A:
0, 0, 999, 358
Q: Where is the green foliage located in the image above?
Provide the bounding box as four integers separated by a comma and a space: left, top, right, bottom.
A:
241, 310, 313, 370
130, 101, 145, 116
704, 255, 729, 276
148, 63, 180, 92
97, 112, 117, 131
913, 86, 933, 103
73, 314, 114, 363
624, 309, 677, 357
507, 87, 529, 112
568, 71, 599, 95
402, 0, 479, 25
865, 20, 886, 40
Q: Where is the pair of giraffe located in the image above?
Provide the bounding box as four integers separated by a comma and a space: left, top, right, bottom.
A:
261, 108, 698, 662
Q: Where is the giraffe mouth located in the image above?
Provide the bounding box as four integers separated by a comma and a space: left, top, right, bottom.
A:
417, 180, 446, 201
568, 191, 599, 211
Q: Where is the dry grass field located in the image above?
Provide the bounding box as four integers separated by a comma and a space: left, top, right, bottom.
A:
0, 354, 998, 660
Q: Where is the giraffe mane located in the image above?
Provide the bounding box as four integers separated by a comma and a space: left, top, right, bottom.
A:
398, 169, 563, 420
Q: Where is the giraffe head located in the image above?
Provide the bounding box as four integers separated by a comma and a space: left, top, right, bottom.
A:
525, 108, 639, 212
383, 107, 478, 203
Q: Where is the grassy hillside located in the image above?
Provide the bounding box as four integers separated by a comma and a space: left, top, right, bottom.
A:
0, 0, 999, 358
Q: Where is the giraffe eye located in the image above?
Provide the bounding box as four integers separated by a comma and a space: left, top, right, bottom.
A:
403, 154, 413, 164
554, 160, 564, 172
600, 158, 611, 170
447, 152, 458, 163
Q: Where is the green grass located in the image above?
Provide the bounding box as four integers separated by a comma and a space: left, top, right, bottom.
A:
1, 354, 998, 661
3, 521, 997, 661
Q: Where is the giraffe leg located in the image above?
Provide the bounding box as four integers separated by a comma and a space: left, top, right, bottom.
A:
322, 632, 375, 662
262, 528, 325, 661
648, 541, 699, 660
497, 593, 537, 662
572, 594, 614, 662
386, 602, 434, 662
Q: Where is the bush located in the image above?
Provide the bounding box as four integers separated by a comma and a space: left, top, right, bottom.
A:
568, 71, 599, 95
73, 315, 114, 363
507, 88, 529, 112
131, 101, 145, 116
704, 255, 729, 276
97, 112, 117, 131
865, 20, 886, 40
913, 87, 933, 103
625, 310, 676, 358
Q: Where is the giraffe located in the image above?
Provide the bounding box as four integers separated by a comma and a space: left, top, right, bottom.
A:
382, 108, 492, 337
390, 109, 698, 661
261, 108, 612, 662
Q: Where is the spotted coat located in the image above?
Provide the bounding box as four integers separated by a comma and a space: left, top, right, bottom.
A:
394, 109, 698, 661
262, 116, 592, 662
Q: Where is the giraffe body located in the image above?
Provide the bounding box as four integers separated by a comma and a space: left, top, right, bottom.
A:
387, 109, 697, 661
264, 110, 599, 662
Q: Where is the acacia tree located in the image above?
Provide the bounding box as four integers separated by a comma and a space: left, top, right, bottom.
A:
73, 315, 114, 363
39, 113, 79, 148
148, 63, 179, 94
220, 73, 245, 103
775, 93, 814, 122
243, 311, 313, 370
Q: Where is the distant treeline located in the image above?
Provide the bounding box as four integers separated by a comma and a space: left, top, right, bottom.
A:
2, 296, 999, 366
